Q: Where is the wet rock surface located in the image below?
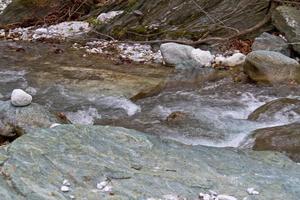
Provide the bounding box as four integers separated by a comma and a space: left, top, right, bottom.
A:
252, 123, 300, 162
243, 50, 300, 84
0, 125, 299, 199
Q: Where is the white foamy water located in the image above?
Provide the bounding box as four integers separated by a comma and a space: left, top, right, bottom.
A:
87, 94, 141, 117
65, 107, 101, 125
138, 88, 300, 148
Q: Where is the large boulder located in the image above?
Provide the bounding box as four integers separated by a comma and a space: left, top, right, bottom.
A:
252, 32, 291, 56
160, 43, 198, 69
248, 98, 300, 122
272, 6, 300, 55
0, 100, 63, 137
252, 123, 300, 162
243, 50, 300, 83
0, 125, 299, 199
96, 0, 271, 40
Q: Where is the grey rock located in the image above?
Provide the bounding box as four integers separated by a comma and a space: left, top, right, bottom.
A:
252, 123, 300, 162
243, 50, 300, 83
0, 100, 63, 137
248, 98, 300, 122
252, 32, 291, 56
0, 125, 299, 199
10, 89, 32, 107
160, 43, 199, 69
272, 6, 300, 54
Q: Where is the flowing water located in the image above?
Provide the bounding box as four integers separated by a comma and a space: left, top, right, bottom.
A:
1, 40, 300, 148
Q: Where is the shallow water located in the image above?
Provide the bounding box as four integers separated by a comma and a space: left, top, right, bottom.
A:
1, 40, 300, 148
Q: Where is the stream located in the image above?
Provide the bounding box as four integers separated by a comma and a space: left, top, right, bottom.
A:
1, 40, 300, 148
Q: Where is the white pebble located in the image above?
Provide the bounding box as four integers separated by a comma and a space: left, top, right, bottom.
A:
247, 188, 259, 195
63, 179, 71, 186
60, 185, 70, 192
50, 123, 61, 128
216, 194, 237, 200
97, 11, 124, 23
11, 89, 32, 107
225, 53, 246, 67
199, 193, 211, 200
96, 181, 108, 190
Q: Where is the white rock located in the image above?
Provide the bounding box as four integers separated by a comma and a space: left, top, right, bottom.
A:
69, 195, 75, 199
0, 29, 5, 37
162, 194, 180, 200
11, 89, 32, 107
34, 28, 48, 34
63, 179, 71, 186
50, 123, 61, 128
191, 49, 214, 67
214, 55, 227, 65
96, 181, 108, 190
60, 185, 70, 192
97, 11, 124, 23
247, 188, 259, 195
225, 53, 246, 67
216, 194, 237, 200
199, 193, 211, 200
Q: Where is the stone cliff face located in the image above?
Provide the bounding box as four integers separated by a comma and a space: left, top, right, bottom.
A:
1, 0, 272, 40
96, 0, 272, 40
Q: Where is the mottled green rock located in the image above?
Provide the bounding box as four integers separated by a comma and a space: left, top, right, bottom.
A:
0, 125, 299, 199
272, 6, 300, 54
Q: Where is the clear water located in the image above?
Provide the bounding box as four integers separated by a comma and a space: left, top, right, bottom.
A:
1, 41, 300, 148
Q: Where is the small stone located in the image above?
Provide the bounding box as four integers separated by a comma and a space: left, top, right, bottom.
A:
11, 89, 32, 107
133, 10, 143, 16
50, 123, 61, 128
216, 194, 237, 200
60, 185, 70, 192
199, 193, 211, 200
69, 195, 75, 199
247, 188, 259, 195
63, 179, 71, 186
96, 181, 108, 190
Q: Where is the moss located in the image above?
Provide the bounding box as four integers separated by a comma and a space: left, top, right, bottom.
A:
87, 17, 102, 27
